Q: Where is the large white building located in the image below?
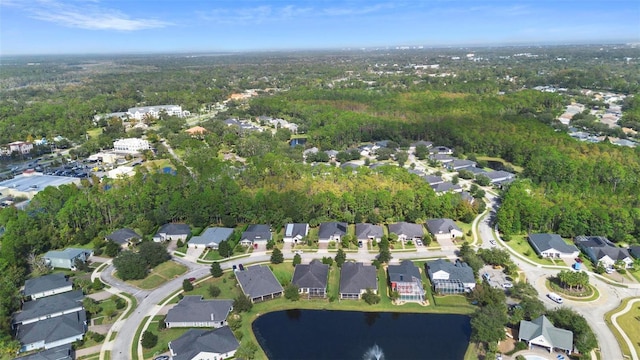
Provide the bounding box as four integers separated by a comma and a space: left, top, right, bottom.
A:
113, 138, 151, 153
127, 105, 188, 120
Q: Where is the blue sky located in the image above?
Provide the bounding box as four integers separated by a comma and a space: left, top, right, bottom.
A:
1, 0, 639, 55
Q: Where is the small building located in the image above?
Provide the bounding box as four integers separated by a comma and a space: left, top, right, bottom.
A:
168, 326, 239, 360
318, 222, 348, 243
165, 296, 233, 328
236, 265, 284, 303
355, 223, 384, 243
239, 224, 272, 246
105, 228, 141, 248
518, 315, 573, 353
185, 126, 208, 136
426, 259, 476, 294
388, 222, 424, 243
430, 146, 453, 155
429, 154, 455, 164
188, 227, 234, 249
16, 311, 86, 353
388, 260, 425, 302
24, 273, 73, 300
528, 234, 579, 259
423, 175, 444, 186
12, 291, 84, 328
574, 236, 633, 268
292, 260, 329, 298
43, 248, 92, 270
426, 219, 463, 242
339, 262, 377, 300
446, 159, 476, 171
431, 182, 463, 194
153, 223, 191, 242
483, 170, 515, 184
283, 223, 310, 243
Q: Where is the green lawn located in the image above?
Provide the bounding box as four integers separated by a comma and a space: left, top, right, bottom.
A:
605, 297, 640, 359
142, 316, 190, 360
127, 261, 187, 289
202, 249, 223, 261
86, 128, 103, 139
93, 298, 120, 325
504, 235, 555, 265
176, 272, 243, 303
475, 156, 523, 173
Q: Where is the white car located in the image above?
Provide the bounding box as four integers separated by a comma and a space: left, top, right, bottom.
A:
605, 267, 614, 274
416, 240, 423, 246
502, 282, 513, 289
294, 250, 304, 255
490, 240, 496, 246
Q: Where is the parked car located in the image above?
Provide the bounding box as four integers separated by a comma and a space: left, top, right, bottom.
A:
294, 250, 304, 255
415, 240, 423, 246
605, 267, 614, 274
482, 273, 491, 281
188, 277, 196, 282
502, 282, 513, 289
238, 264, 245, 271
154, 356, 170, 360
232, 265, 238, 271
574, 257, 583, 263
358, 241, 363, 248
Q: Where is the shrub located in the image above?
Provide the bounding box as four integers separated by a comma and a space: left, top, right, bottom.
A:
157, 316, 167, 331
208, 285, 221, 298
362, 289, 381, 305
91, 332, 106, 342
115, 298, 126, 310
182, 279, 194, 292
141, 331, 158, 348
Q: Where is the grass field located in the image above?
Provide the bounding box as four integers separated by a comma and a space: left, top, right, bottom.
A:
128, 261, 187, 289
605, 297, 640, 359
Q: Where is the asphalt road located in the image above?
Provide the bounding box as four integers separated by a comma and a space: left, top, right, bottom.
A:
103, 194, 637, 360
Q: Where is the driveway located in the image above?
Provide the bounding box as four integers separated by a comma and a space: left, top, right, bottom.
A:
186, 246, 205, 260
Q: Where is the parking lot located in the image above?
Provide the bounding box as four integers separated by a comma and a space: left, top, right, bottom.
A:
481, 265, 513, 289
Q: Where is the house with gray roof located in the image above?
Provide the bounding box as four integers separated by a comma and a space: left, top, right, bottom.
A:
355, 223, 384, 243
339, 262, 377, 300
427, 259, 476, 294
574, 235, 633, 268
105, 228, 141, 248
169, 326, 239, 360
16, 310, 86, 353
236, 265, 284, 303
483, 170, 515, 184
429, 154, 455, 164
188, 227, 234, 249
43, 248, 92, 270
24, 273, 73, 300
165, 296, 233, 328
423, 175, 444, 186
518, 315, 573, 353
13, 290, 84, 328
430, 146, 453, 155
388, 260, 424, 302
411, 140, 433, 148
292, 260, 329, 298
283, 223, 309, 243
465, 166, 488, 175
153, 223, 191, 242
318, 222, 348, 243
431, 181, 463, 194
388, 222, 424, 243
528, 234, 579, 259
240, 224, 272, 246
459, 191, 475, 204
340, 161, 361, 169
14, 344, 73, 360
629, 245, 640, 259
426, 219, 463, 242
446, 159, 476, 171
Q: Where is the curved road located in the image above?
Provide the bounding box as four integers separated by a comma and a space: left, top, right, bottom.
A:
101, 194, 638, 360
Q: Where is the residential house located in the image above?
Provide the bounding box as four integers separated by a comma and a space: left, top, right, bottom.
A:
16, 311, 86, 353
188, 227, 234, 249
408, 169, 426, 177
302, 147, 319, 159
153, 223, 191, 242
446, 159, 477, 171
429, 154, 455, 164
423, 175, 444, 186
292, 260, 329, 298
339, 262, 378, 300
459, 191, 475, 204
340, 162, 360, 169
388, 222, 424, 243
574, 236, 633, 268
168, 326, 239, 360
465, 167, 488, 176
518, 315, 573, 354
12, 291, 84, 328
629, 245, 640, 259
2, 141, 33, 155
387, 260, 425, 302
431, 182, 462, 194
14, 344, 73, 360
426, 219, 463, 242
355, 223, 384, 243
105, 228, 141, 248
528, 234, 579, 259
318, 222, 348, 243
165, 296, 233, 328
430, 146, 453, 155
240, 224, 272, 246
325, 150, 339, 160
427, 259, 476, 294
236, 265, 284, 303
185, 126, 208, 136
483, 170, 515, 184
410, 140, 433, 149
43, 248, 92, 270
24, 273, 73, 300
283, 223, 310, 244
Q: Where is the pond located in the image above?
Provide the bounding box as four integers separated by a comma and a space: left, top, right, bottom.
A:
289, 138, 307, 147
253, 310, 471, 360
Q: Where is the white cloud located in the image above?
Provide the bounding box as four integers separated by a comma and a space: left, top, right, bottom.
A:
10, 0, 171, 31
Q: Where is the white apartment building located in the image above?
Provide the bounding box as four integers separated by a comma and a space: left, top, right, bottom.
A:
113, 138, 151, 153
1, 141, 34, 155
127, 105, 188, 120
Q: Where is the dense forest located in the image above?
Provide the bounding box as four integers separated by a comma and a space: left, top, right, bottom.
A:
0, 46, 639, 352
